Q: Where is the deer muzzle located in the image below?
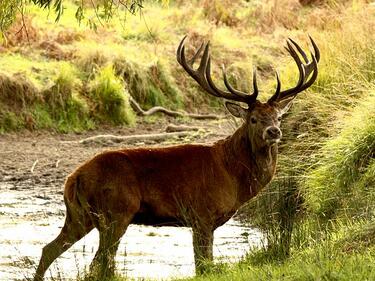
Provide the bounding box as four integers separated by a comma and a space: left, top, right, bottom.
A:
263, 126, 282, 144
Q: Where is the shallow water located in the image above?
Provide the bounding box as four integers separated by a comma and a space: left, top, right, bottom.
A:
0, 182, 263, 280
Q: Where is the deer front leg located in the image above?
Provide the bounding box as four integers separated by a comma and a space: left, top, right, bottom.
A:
192, 226, 214, 275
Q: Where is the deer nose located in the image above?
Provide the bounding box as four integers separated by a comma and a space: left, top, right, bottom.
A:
266, 126, 282, 139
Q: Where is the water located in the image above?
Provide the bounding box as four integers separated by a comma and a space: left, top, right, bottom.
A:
0, 183, 263, 280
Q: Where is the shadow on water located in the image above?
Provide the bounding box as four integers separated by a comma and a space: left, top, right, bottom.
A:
0, 181, 263, 280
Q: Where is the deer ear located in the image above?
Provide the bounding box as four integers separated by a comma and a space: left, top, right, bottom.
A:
277, 96, 295, 115
225, 101, 247, 118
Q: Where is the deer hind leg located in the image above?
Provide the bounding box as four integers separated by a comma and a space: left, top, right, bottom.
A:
34, 207, 94, 281
89, 213, 133, 279
192, 225, 214, 275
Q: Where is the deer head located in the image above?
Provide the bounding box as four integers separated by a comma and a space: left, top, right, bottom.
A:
177, 36, 320, 151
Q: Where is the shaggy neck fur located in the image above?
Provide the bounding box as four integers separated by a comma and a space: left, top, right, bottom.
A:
217, 123, 278, 205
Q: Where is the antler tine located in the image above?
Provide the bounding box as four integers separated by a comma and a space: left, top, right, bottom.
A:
205, 57, 248, 101
274, 71, 281, 99
252, 68, 259, 100
222, 66, 253, 100
300, 36, 320, 81
267, 70, 284, 103
268, 41, 306, 103
309, 35, 320, 62
268, 37, 319, 104
176, 35, 187, 64
297, 53, 318, 92
188, 42, 205, 66
290, 38, 320, 80
177, 36, 257, 104
289, 38, 308, 63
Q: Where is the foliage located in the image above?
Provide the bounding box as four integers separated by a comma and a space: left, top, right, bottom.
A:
0, 0, 22, 32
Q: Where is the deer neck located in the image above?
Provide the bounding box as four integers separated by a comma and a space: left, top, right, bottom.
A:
218, 124, 278, 205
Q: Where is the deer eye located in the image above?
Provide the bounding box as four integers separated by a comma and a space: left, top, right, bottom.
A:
250, 117, 257, 124
277, 117, 282, 122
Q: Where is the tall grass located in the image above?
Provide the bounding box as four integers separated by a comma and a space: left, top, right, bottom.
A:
305, 93, 375, 221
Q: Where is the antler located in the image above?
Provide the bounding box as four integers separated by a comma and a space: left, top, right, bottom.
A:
177, 36, 258, 105
268, 36, 320, 103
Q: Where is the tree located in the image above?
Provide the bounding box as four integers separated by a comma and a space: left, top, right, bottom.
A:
0, 0, 145, 33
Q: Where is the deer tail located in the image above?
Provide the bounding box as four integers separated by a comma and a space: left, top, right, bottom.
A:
64, 173, 100, 229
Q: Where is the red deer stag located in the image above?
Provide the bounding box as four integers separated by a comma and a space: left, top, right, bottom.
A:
34, 36, 320, 280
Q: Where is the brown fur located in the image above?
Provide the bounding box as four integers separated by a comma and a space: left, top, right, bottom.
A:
33, 101, 283, 281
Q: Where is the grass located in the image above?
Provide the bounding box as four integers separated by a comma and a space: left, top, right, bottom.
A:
305, 92, 375, 222
89, 65, 135, 125
183, 247, 375, 281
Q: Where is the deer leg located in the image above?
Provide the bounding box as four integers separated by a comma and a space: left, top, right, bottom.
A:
34, 214, 93, 281
89, 214, 132, 279
192, 226, 214, 275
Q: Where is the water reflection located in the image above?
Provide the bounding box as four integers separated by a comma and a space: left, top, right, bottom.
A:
0, 183, 263, 280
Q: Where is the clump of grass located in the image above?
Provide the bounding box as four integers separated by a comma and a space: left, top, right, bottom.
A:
42, 62, 94, 132
31, 104, 54, 130
89, 65, 135, 125
44, 63, 81, 116
114, 58, 183, 109
305, 92, 375, 221
0, 72, 42, 132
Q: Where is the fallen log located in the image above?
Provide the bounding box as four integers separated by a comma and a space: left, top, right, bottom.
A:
79, 131, 201, 145
165, 124, 201, 132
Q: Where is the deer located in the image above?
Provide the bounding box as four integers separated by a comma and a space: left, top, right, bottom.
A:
33, 36, 319, 281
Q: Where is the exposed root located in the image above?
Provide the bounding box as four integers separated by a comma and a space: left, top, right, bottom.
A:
129, 97, 221, 120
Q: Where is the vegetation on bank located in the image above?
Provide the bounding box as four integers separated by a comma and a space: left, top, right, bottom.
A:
0, 0, 374, 280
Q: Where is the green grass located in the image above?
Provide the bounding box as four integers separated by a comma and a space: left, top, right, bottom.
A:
185, 247, 375, 281
305, 93, 375, 221
89, 65, 135, 125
